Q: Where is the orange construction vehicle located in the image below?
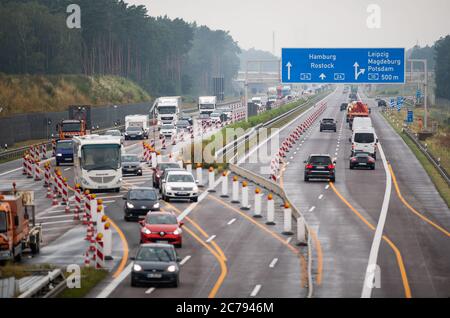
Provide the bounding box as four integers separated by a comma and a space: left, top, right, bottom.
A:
0, 189, 41, 262
57, 119, 87, 140
346, 101, 369, 128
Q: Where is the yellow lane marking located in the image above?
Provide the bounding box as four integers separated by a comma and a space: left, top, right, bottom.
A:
389, 164, 450, 237
162, 202, 227, 298
329, 182, 412, 298
209, 195, 308, 288
164, 202, 227, 262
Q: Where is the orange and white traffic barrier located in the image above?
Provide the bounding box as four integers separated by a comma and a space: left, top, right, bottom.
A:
74, 185, 82, 220
95, 233, 105, 269
22, 152, 28, 175
171, 135, 176, 145
169, 153, 175, 162
161, 137, 167, 149
95, 200, 105, 233
25, 157, 33, 178
83, 191, 91, 225
43, 163, 51, 187
196, 163, 203, 187
266, 194, 275, 225
84, 250, 91, 267
103, 221, 113, 260
241, 181, 250, 210
231, 176, 239, 204
33, 159, 42, 181
253, 188, 262, 218
62, 178, 70, 212
207, 167, 216, 192
282, 202, 293, 235
220, 171, 229, 198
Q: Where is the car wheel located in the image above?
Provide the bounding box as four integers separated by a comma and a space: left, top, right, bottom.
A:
173, 276, 180, 288
131, 278, 138, 287
175, 243, 182, 248
371, 166, 375, 170
138, 172, 143, 176
373, 153, 377, 160
191, 197, 198, 203
350, 164, 354, 169
114, 188, 120, 193
334, 129, 337, 132
304, 176, 309, 182
165, 196, 170, 202
56, 162, 60, 166
124, 215, 130, 222
319, 128, 322, 132
330, 177, 336, 183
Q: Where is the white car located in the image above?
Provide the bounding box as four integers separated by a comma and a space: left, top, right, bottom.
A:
209, 112, 222, 123
161, 170, 199, 202
160, 124, 177, 138
105, 129, 124, 144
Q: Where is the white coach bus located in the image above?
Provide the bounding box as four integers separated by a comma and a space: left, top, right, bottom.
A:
73, 135, 122, 192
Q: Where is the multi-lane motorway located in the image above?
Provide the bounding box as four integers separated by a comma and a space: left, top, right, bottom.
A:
1, 86, 449, 298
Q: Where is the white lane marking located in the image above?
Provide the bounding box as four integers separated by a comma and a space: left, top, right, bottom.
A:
325, 185, 329, 190
360, 101, 393, 299
36, 214, 73, 220
290, 156, 294, 160
64, 168, 71, 171
318, 194, 324, 200
250, 284, 262, 297
39, 219, 76, 226
96, 194, 124, 199
286, 237, 292, 244
180, 255, 191, 266
206, 235, 216, 243
286, 162, 290, 165
100, 200, 116, 204
97, 263, 133, 298
335, 152, 338, 156
294, 152, 297, 155
309, 206, 316, 212
227, 218, 236, 225
269, 258, 278, 268
145, 287, 155, 294
0, 167, 21, 176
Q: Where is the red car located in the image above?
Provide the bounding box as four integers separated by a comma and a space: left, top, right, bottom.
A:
140, 212, 184, 248
152, 162, 181, 188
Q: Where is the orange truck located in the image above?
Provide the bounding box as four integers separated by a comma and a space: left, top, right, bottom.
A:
0, 190, 41, 262
346, 101, 369, 127
57, 119, 87, 140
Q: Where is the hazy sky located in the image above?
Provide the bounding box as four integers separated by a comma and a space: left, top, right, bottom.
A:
128, 0, 450, 55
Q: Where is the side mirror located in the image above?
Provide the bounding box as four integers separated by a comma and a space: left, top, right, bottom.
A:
303, 160, 307, 164
139, 220, 145, 227
176, 257, 182, 263
195, 180, 199, 184
130, 256, 135, 261
376, 138, 379, 143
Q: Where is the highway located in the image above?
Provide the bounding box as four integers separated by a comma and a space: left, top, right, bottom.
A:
239, 86, 450, 297
2, 87, 449, 298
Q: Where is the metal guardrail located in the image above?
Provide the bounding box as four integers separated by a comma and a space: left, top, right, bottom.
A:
18, 269, 66, 298
0, 125, 125, 163
403, 128, 450, 185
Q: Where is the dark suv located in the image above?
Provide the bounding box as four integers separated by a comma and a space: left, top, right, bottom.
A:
304, 154, 336, 182
320, 118, 337, 132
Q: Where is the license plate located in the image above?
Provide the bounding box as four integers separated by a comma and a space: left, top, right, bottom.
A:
359, 163, 367, 166
125, 168, 134, 172
316, 166, 325, 169
156, 240, 167, 244
177, 192, 188, 195
97, 185, 107, 189
147, 273, 162, 278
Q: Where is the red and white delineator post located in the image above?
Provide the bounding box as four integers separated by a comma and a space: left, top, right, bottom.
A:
95, 233, 105, 269
74, 185, 83, 220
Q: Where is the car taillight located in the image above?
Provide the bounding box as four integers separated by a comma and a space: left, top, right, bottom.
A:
306, 164, 313, 169
352, 143, 355, 149
368, 158, 375, 163
328, 164, 335, 169
351, 158, 357, 162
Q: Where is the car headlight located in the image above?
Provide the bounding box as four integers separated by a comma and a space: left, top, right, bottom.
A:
167, 265, 177, 272
82, 178, 89, 185
193, 185, 199, 192
56, 153, 62, 157
153, 202, 160, 209
133, 264, 142, 272
166, 186, 172, 191
126, 202, 134, 209
142, 228, 151, 235
173, 228, 182, 235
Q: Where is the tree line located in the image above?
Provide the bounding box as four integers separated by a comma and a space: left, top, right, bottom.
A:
0, 0, 241, 97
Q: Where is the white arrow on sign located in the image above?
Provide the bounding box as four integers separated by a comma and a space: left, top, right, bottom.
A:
319, 73, 326, 80
286, 62, 292, 80
353, 62, 365, 80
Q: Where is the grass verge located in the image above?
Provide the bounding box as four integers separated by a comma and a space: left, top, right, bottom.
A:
382, 112, 450, 207
57, 267, 108, 298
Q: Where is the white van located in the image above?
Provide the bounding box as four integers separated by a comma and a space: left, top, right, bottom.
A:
350, 127, 378, 159
352, 117, 372, 131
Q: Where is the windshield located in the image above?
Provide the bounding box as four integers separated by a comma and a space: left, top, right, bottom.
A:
158, 106, 177, 114
56, 142, 73, 150
162, 125, 175, 129
167, 174, 194, 183
210, 113, 220, 117
310, 156, 332, 165
177, 121, 189, 126
159, 163, 180, 172
0, 213, 7, 233
136, 246, 175, 262
146, 214, 177, 224
122, 155, 139, 162
81, 144, 121, 171
199, 103, 215, 109
322, 119, 334, 122
129, 189, 157, 200
354, 133, 375, 143
61, 122, 82, 132
126, 127, 141, 132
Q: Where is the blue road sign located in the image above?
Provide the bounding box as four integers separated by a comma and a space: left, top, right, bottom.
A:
390, 98, 395, 108
282, 48, 405, 83
407, 110, 414, 123
397, 96, 404, 111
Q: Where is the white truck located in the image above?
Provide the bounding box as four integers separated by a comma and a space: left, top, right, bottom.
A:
352, 117, 373, 132
125, 115, 149, 138
73, 135, 123, 192
152, 96, 181, 126
350, 127, 378, 159
198, 96, 217, 116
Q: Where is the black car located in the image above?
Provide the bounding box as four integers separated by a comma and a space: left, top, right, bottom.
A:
176, 120, 191, 130
320, 118, 337, 132
179, 115, 193, 125
124, 126, 145, 140
378, 100, 387, 107
350, 152, 375, 170
340, 103, 348, 111
131, 243, 180, 287
304, 154, 336, 182
123, 187, 160, 221
122, 154, 142, 176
